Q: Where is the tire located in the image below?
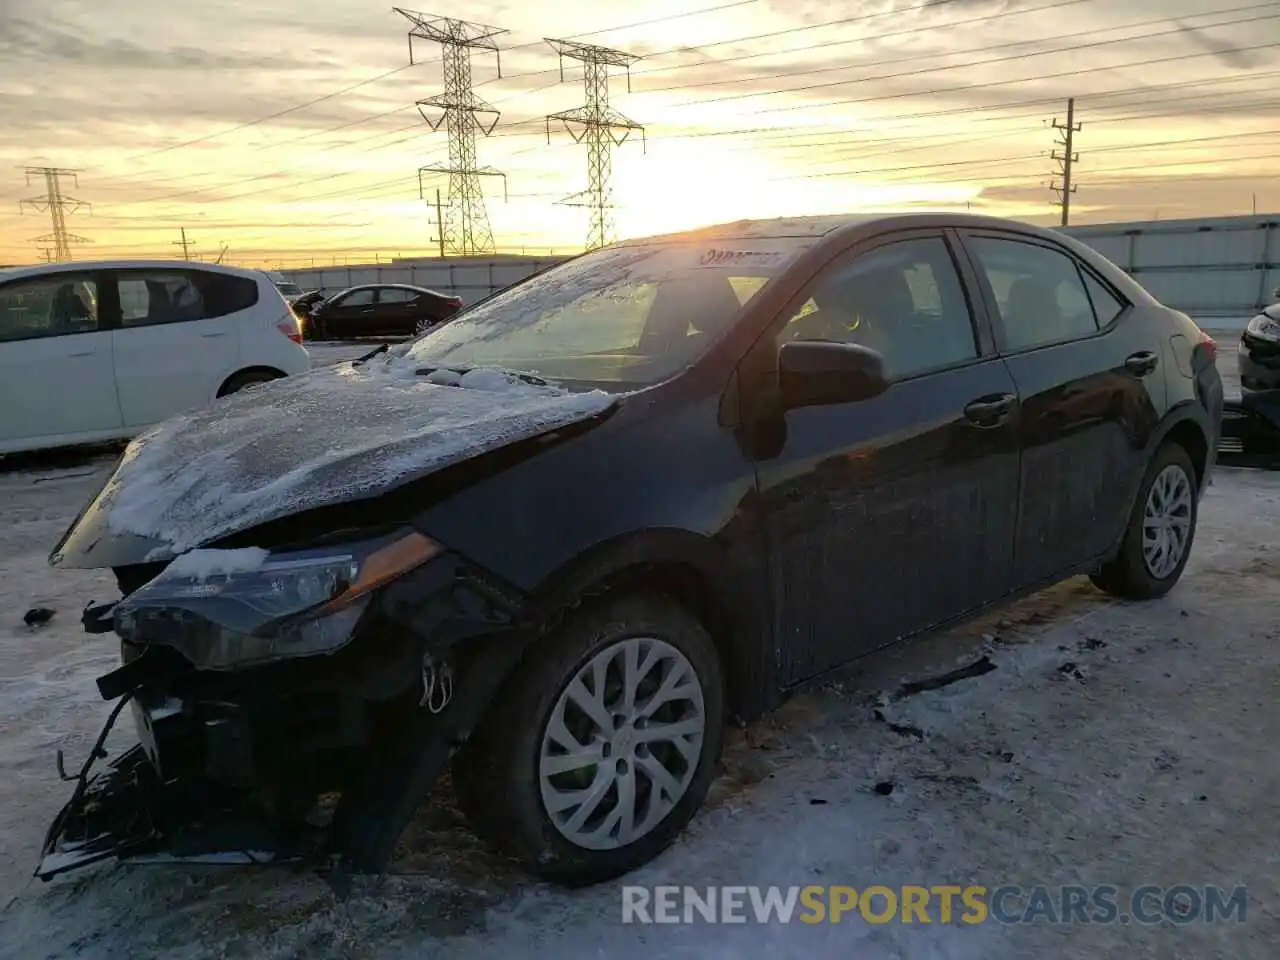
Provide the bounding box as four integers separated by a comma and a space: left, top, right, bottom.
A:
453, 592, 725, 886
1091, 442, 1199, 600
220, 370, 281, 397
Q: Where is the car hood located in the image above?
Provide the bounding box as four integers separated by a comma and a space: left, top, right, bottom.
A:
50, 360, 618, 569
1264, 303, 1280, 322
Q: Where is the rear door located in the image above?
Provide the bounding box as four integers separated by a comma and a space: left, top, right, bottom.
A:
0, 270, 121, 449
109, 268, 243, 428
957, 229, 1161, 587
373, 287, 419, 335
749, 230, 1021, 683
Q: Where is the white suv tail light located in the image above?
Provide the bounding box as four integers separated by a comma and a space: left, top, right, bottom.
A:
276, 314, 303, 345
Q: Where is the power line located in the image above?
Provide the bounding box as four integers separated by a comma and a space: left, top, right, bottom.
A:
762, 38, 1280, 118
671, 10, 1280, 114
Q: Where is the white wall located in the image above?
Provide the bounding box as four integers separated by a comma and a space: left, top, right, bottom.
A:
1062, 214, 1278, 321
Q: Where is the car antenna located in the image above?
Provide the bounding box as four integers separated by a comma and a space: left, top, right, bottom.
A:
352, 343, 390, 365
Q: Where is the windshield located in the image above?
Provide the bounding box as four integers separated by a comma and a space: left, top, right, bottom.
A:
403, 237, 814, 386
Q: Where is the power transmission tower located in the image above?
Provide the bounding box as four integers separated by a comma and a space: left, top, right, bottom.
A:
1049, 98, 1081, 227
396, 8, 507, 257
19, 166, 90, 261
544, 39, 645, 251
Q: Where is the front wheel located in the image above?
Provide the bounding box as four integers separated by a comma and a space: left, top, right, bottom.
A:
453, 593, 725, 886
1091, 442, 1199, 600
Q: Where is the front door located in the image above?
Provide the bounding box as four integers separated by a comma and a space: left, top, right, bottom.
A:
0, 270, 122, 450
747, 231, 1022, 685
958, 230, 1163, 588
110, 268, 242, 428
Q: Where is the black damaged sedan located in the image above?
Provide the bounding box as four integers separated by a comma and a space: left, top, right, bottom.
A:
41, 213, 1222, 887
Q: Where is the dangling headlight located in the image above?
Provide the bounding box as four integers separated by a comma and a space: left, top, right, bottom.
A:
1245, 313, 1280, 344
115, 530, 442, 670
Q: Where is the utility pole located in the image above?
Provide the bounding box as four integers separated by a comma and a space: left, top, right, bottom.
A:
1049, 98, 1081, 227
396, 8, 507, 257
19, 166, 90, 261
545, 40, 645, 251
172, 227, 193, 260
430, 187, 446, 258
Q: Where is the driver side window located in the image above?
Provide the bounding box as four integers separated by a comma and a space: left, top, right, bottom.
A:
778, 236, 978, 380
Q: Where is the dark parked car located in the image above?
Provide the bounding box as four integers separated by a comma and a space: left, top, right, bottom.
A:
1223, 296, 1280, 459
301, 283, 463, 341
39, 213, 1222, 888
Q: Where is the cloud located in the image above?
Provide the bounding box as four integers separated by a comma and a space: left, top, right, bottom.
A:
1173, 20, 1266, 71
0, 16, 337, 71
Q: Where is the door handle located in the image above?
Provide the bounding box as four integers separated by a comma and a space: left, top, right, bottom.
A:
963, 393, 1016, 428
67, 350, 97, 358
200, 331, 227, 338
1124, 350, 1159, 376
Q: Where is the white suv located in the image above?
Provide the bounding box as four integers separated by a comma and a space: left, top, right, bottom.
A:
0, 260, 311, 455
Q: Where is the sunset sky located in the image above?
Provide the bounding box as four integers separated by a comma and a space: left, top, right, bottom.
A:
0, 0, 1276, 266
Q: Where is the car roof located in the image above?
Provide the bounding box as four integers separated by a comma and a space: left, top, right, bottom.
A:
337, 283, 436, 294
614, 211, 1063, 246
0, 259, 267, 283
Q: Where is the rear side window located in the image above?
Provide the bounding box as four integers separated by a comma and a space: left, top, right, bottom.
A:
966, 237, 1102, 351
0, 274, 101, 341
378, 288, 414, 304
1081, 271, 1126, 326
116, 270, 258, 327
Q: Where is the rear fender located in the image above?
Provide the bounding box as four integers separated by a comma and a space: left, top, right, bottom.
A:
1103, 405, 1212, 560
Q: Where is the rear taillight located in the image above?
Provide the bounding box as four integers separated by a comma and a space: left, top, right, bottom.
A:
277, 317, 303, 345
1196, 328, 1217, 363
447, 297, 463, 310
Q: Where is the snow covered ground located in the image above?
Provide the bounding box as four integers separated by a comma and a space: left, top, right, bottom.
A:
0, 354, 1276, 958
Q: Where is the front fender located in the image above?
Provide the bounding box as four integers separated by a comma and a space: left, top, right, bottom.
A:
522, 527, 777, 721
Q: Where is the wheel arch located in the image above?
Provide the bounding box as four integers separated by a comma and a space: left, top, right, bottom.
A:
1105, 406, 1211, 561
216, 366, 287, 397
1158, 416, 1209, 488
521, 528, 776, 724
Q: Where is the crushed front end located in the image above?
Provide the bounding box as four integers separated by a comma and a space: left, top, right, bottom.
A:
37, 528, 529, 884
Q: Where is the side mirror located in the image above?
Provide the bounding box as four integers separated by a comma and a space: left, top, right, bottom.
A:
1272, 286, 1280, 301
777, 340, 889, 409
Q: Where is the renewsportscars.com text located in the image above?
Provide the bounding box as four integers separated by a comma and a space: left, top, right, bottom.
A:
621, 884, 1248, 925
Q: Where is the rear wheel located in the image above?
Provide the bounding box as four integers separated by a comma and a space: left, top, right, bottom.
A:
219, 370, 281, 397
453, 593, 724, 886
1091, 442, 1198, 600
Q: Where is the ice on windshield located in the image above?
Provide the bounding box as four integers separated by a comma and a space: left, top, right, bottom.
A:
405, 238, 814, 385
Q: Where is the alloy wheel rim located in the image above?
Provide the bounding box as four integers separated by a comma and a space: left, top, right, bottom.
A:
538, 636, 705, 850
1142, 464, 1193, 580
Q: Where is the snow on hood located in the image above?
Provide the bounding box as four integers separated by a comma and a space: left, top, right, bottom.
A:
100, 359, 617, 555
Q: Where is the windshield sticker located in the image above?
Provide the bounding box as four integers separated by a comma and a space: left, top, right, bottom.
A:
697, 248, 789, 268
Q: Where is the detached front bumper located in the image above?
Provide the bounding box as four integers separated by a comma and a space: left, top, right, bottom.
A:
36, 551, 530, 885
37, 693, 317, 882
38, 744, 163, 880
